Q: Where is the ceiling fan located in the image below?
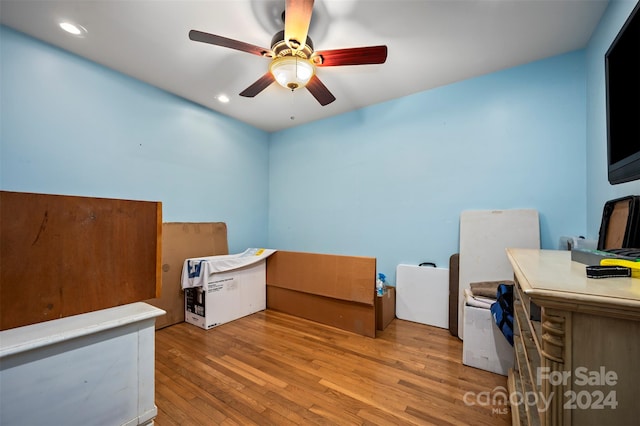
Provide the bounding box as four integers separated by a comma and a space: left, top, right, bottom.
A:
189, 0, 388, 106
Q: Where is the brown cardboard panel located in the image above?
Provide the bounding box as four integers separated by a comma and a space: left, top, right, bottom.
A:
266, 251, 376, 305
375, 287, 395, 331
145, 222, 228, 329
267, 286, 376, 338
0, 191, 162, 331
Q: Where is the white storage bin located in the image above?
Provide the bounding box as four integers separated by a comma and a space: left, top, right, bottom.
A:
462, 304, 514, 376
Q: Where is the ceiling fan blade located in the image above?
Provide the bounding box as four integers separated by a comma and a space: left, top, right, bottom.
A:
306, 75, 336, 106
239, 72, 276, 98
284, 0, 314, 51
189, 30, 271, 57
313, 46, 388, 67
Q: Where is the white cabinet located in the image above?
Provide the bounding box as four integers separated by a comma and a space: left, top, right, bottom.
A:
0, 303, 165, 426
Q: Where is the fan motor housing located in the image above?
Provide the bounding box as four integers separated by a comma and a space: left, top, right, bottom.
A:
270, 30, 314, 59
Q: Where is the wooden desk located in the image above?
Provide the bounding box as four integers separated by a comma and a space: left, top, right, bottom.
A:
506, 248, 640, 426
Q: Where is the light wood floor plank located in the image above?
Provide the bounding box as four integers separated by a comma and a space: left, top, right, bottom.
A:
154, 310, 511, 425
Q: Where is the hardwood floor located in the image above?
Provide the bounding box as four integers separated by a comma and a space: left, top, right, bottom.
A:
154, 310, 511, 425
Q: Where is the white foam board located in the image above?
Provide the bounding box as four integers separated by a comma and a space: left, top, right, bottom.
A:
458, 209, 539, 339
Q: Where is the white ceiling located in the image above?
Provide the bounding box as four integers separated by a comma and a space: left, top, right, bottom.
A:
0, 0, 609, 132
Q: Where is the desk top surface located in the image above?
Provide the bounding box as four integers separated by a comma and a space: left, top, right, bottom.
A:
507, 249, 640, 314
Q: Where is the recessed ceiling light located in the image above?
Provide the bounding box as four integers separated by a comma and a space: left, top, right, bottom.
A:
59, 22, 87, 37
217, 94, 230, 103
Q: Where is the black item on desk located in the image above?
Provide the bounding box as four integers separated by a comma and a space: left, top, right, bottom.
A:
597, 196, 640, 250
586, 265, 632, 279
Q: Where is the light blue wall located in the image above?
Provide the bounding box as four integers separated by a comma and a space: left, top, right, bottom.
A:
586, 0, 640, 239
5, 0, 639, 285
269, 51, 588, 283
0, 27, 270, 253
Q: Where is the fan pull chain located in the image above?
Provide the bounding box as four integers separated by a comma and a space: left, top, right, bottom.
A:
290, 85, 296, 121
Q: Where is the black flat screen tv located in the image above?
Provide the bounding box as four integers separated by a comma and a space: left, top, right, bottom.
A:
605, 0, 640, 185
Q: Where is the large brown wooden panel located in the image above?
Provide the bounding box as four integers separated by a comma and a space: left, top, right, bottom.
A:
266, 250, 375, 305
266, 286, 376, 338
266, 250, 376, 337
0, 191, 162, 330
145, 222, 228, 329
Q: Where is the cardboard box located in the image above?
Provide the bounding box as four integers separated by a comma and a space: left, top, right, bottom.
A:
184, 260, 266, 330
375, 287, 395, 331
462, 304, 514, 376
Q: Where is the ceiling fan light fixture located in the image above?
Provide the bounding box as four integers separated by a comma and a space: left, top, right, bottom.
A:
269, 56, 315, 90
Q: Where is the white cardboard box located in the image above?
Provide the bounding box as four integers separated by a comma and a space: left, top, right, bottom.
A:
184, 260, 266, 330
462, 304, 514, 376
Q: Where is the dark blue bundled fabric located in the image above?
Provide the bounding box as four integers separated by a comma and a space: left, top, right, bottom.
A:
490, 284, 514, 346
